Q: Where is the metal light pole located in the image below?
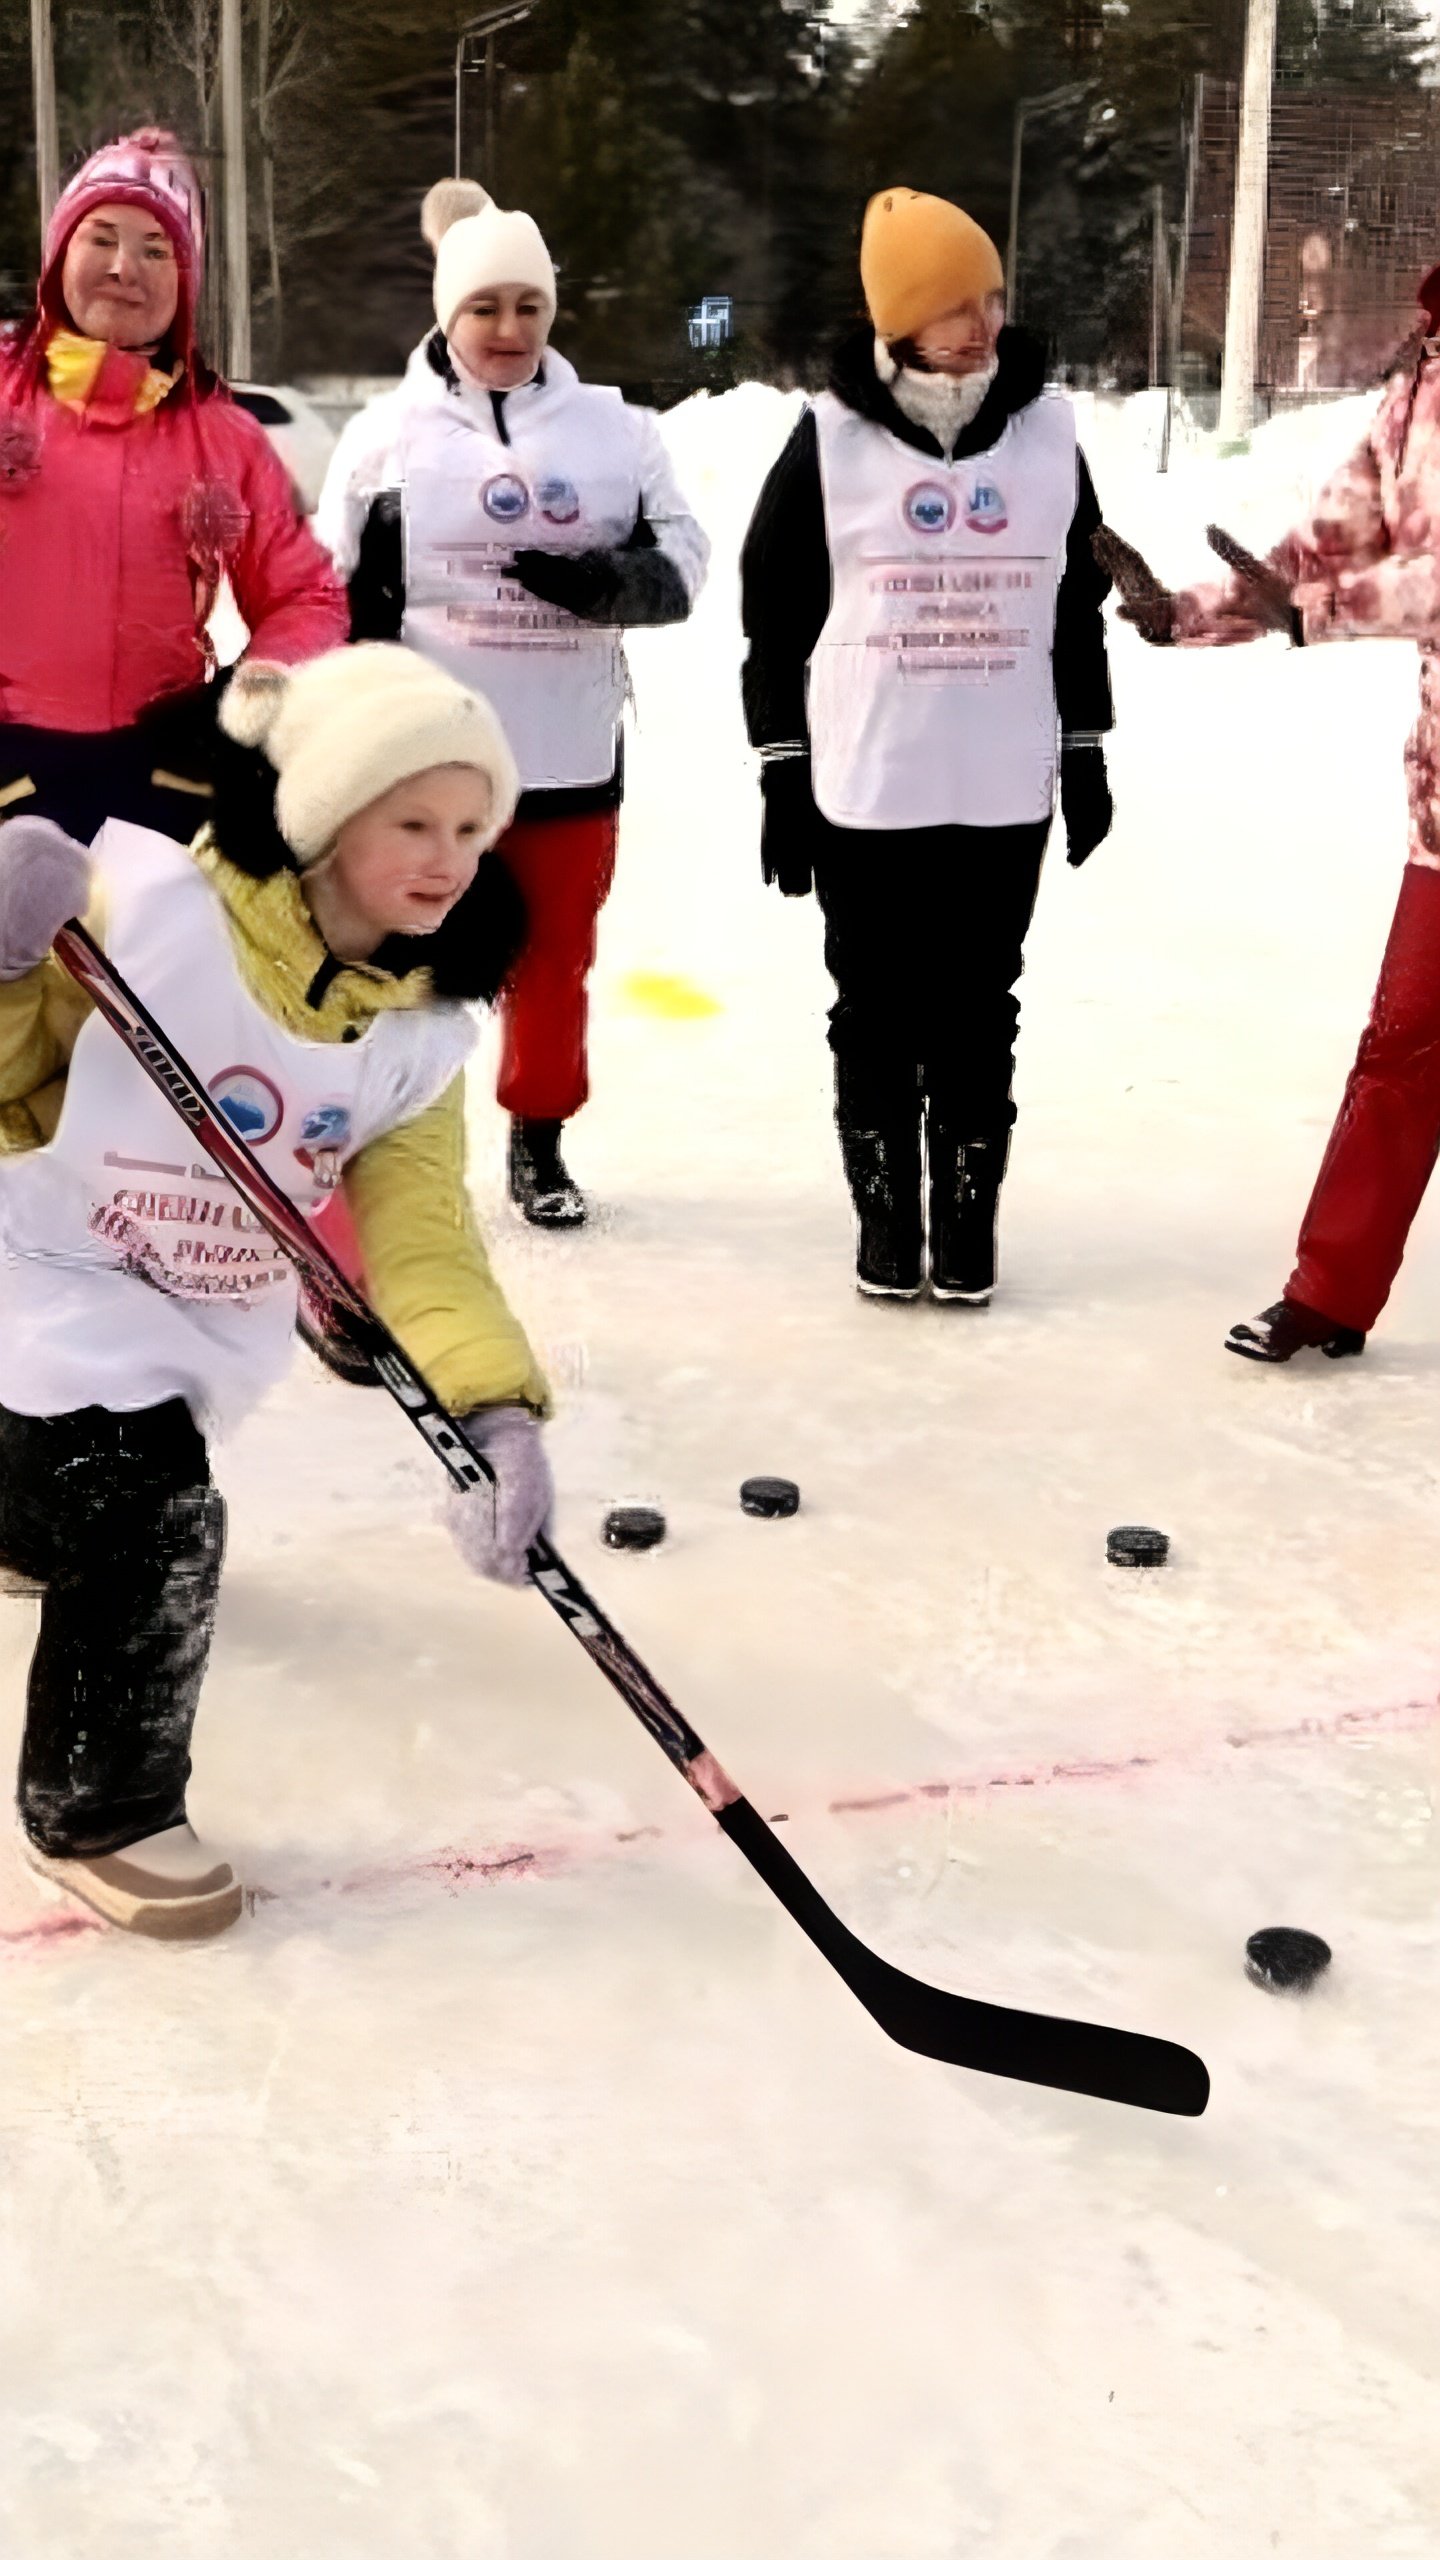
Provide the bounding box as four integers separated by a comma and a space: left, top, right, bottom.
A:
1217, 0, 1278, 451
29, 0, 59, 236
454, 2, 537, 184
1006, 81, 1093, 313
220, 0, 251, 379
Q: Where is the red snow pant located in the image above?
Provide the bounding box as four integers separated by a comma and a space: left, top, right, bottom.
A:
1288, 861, 1440, 1332
492, 808, 620, 1121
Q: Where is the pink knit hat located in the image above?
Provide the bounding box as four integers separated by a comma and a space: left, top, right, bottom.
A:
41, 129, 205, 343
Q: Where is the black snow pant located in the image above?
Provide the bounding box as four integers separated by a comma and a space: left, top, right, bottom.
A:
0, 715, 214, 847
812, 815, 1051, 1137
0, 1400, 225, 1858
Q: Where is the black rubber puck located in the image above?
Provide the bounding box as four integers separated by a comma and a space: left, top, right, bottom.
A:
1245, 1927, 1332, 1993
1106, 1525, 1169, 1568
740, 1475, 800, 1519
602, 1504, 666, 1552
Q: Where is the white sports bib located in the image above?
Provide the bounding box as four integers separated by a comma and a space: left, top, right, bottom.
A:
0, 823, 473, 1432
808, 389, 1078, 831
400, 380, 641, 790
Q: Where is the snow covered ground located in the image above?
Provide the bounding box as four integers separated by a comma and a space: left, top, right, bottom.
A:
2, 385, 1438, 2558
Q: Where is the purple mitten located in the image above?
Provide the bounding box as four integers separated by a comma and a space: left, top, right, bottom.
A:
0, 816, 92, 980
445, 1404, 554, 1588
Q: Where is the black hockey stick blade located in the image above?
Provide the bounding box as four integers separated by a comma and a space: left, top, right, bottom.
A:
717, 1798, 1209, 2115
57, 917, 1211, 2116
1204, 524, 1303, 641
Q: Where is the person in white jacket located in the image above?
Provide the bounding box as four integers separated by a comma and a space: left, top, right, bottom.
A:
317, 180, 710, 1228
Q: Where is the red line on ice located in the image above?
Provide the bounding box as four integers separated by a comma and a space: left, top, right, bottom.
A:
2, 1690, 1437, 1960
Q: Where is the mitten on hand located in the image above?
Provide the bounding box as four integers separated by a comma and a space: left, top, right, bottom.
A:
445, 1404, 554, 1588
508, 548, 622, 619
1060, 741, 1113, 869
760, 755, 823, 898
0, 815, 92, 980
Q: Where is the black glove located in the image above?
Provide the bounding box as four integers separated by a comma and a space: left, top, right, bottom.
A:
507, 548, 621, 620
760, 757, 824, 898
1060, 741, 1113, 869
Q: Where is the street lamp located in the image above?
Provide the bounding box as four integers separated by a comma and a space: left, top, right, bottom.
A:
454, 3, 539, 185
1006, 80, 1094, 313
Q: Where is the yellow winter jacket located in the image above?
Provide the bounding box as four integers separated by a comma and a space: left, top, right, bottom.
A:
0, 831, 550, 1418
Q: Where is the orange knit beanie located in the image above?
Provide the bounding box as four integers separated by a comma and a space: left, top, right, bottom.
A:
860, 188, 1005, 342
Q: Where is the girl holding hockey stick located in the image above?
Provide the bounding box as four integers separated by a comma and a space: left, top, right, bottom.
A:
0, 644, 553, 1941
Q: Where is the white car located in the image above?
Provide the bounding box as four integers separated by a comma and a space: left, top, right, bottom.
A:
229, 382, 337, 517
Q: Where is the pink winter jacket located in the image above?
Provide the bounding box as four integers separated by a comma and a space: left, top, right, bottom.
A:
1176, 289, 1440, 863
0, 344, 348, 733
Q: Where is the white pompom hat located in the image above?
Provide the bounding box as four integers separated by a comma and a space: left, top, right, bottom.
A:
219, 644, 521, 868
421, 177, 557, 338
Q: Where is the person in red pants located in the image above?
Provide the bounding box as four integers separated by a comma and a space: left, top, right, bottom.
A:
1116, 260, 1440, 1362
317, 176, 708, 1227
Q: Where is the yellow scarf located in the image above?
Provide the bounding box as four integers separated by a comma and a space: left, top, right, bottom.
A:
46, 327, 178, 418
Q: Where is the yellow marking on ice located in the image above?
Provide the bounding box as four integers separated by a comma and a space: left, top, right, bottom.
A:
619, 970, 722, 1020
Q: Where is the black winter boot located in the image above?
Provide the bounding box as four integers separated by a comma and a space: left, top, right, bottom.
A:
1225, 1297, 1365, 1363
927, 1126, 1011, 1304
836, 1119, 924, 1298
509, 1117, 587, 1229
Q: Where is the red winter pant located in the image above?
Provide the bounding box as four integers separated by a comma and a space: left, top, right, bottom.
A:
492, 808, 619, 1122
1289, 862, 1440, 1332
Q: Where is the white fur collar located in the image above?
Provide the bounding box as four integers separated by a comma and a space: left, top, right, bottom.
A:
874, 335, 999, 456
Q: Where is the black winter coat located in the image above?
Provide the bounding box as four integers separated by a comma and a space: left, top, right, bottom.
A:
740, 326, 1114, 763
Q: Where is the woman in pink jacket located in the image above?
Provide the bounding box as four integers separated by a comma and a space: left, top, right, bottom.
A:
0, 127, 346, 843
1122, 266, 1440, 1365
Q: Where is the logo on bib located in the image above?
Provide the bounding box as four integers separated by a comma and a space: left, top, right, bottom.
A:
903, 481, 956, 536
482, 473, 530, 524
210, 1066, 284, 1144
294, 1102, 352, 1189
963, 479, 1008, 535
535, 475, 581, 526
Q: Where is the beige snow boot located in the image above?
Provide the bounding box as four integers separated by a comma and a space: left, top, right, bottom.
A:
23, 1820, 243, 1941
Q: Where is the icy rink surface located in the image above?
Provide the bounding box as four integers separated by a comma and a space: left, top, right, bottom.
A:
3, 385, 1439, 2556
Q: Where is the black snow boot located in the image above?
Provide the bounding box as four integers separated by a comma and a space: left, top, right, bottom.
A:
927, 1126, 1011, 1305
836, 1116, 924, 1298
509, 1117, 587, 1229
1225, 1297, 1366, 1364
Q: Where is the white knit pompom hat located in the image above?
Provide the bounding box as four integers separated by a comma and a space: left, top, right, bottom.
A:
219, 645, 521, 867
421, 176, 556, 337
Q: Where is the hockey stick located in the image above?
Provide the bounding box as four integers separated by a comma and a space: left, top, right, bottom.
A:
55, 918, 1209, 2117
1091, 525, 1177, 645
1204, 526, 1304, 644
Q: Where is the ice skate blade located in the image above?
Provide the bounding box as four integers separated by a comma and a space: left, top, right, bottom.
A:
856, 1275, 923, 1300
22, 1838, 243, 1942
1225, 1328, 1365, 1364
930, 1282, 993, 1305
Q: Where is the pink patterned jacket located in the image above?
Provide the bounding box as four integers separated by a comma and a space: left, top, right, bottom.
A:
1176, 270, 1440, 863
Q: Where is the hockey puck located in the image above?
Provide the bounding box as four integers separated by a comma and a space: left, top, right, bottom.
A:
740, 1475, 800, 1519
1106, 1525, 1169, 1568
1244, 1927, 1332, 1994
602, 1504, 666, 1553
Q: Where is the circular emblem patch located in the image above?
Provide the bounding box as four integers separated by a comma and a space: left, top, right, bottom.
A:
481, 473, 530, 524
903, 481, 956, 535
210, 1066, 284, 1144
535, 475, 581, 526
963, 479, 1009, 535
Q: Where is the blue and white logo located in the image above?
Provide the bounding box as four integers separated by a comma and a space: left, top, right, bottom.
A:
535, 475, 581, 526
903, 481, 956, 536
963, 479, 1008, 536
209, 1066, 284, 1144
482, 473, 530, 524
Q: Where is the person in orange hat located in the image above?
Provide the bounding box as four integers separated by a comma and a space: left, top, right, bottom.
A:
741, 188, 1114, 1305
